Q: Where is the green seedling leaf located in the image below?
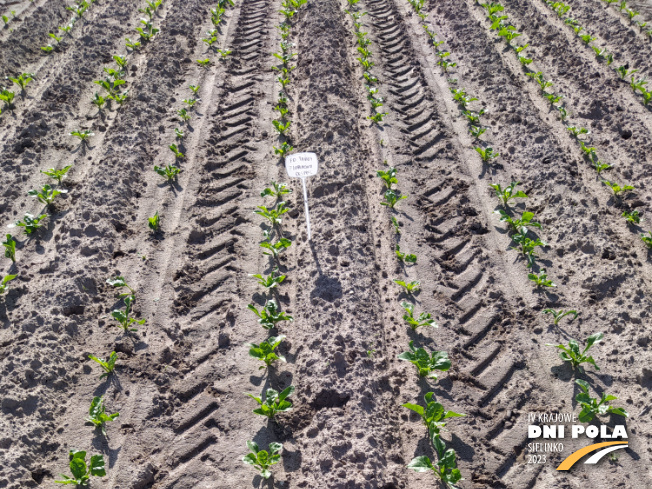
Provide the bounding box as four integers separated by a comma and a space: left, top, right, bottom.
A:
88, 351, 118, 379
2, 234, 16, 262
254, 201, 289, 226
243, 441, 282, 479
248, 335, 286, 369
250, 267, 286, 289
248, 299, 293, 329
247, 386, 294, 419
0, 274, 17, 295
547, 332, 602, 372
377, 167, 398, 189
154, 164, 181, 182
399, 341, 450, 380
402, 391, 464, 440
86, 396, 119, 435
400, 301, 437, 330
542, 308, 579, 325
574, 379, 628, 423
381, 189, 408, 209
9, 213, 46, 234
111, 295, 145, 332
55, 451, 106, 485
28, 184, 68, 205
393, 279, 420, 294
602, 180, 634, 196
490, 181, 527, 206
528, 268, 556, 288
395, 245, 417, 264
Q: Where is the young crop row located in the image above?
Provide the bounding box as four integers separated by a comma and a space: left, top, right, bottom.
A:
345, 0, 388, 124
342, 1, 466, 486
197, 0, 234, 67
2, 0, 241, 483
402, 0, 629, 475
241, 0, 306, 480
597, 0, 652, 38
41, 0, 102, 54
542, 0, 652, 106
474, 1, 652, 251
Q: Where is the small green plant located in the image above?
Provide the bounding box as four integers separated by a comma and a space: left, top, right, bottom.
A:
86, 396, 119, 435
547, 332, 603, 372
177, 108, 191, 122
400, 301, 437, 330
10, 213, 46, 234
55, 451, 105, 485
112, 295, 145, 332
182, 98, 197, 109
391, 216, 401, 234
248, 335, 286, 369
528, 269, 556, 288
567, 126, 588, 138
368, 111, 388, 124
272, 119, 291, 135
92, 93, 106, 109
395, 244, 417, 264
273, 141, 293, 157
148, 211, 160, 232
125, 38, 141, 51
512, 229, 547, 267
381, 189, 408, 209
197, 58, 211, 67
135, 19, 159, 41
41, 168, 72, 185
575, 379, 628, 422
261, 181, 292, 198
169, 144, 184, 159
469, 125, 486, 138
248, 299, 293, 329
603, 180, 634, 196
393, 279, 420, 294
398, 341, 451, 380
593, 160, 612, 175
377, 167, 398, 189
495, 209, 541, 234
41, 45, 54, 53
407, 435, 463, 488
2, 234, 16, 262
243, 441, 282, 480
402, 392, 464, 438
189, 84, 200, 95
218, 49, 232, 59
0, 274, 16, 295
490, 181, 527, 206
66, 0, 89, 18
260, 235, 292, 258
175, 128, 185, 139
70, 130, 94, 144
154, 165, 181, 182
641, 231, 652, 248
543, 308, 579, 325
9, 73, 34, 93
247, 386, 294, 419
106, 276, 136, 299
250, 268, 286, 289
88, 351, 118, 379
475, 146, 499, 163
622, 209, 642, 225
0, 88, 15, 108
254, 202, 289, 226
28, 184, 67, 205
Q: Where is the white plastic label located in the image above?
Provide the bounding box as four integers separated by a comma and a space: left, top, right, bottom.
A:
285, 152, 318, 178
285, 152, 318, 241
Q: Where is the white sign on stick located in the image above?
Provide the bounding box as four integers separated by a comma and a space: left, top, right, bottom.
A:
285, 152, 318, 240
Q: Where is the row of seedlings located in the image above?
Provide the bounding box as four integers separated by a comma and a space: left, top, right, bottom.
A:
412, 3, 556, 290
242, 0, 306, 480
597, 0, 652, 38
475, 2, 652, 250
42, 0, 102, 53
346, 0, 388, 124
407, 0, 629, 461
57, 0, 242, 480
346, 1, 466, 486
198, 0, 234, 67
40, 0, 162, 482
543, 0, 652, 106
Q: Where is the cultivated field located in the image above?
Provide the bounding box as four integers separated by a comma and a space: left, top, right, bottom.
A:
1, 0, 651, 487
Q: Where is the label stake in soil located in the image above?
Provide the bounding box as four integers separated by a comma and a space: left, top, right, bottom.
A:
285, 152, 318, 240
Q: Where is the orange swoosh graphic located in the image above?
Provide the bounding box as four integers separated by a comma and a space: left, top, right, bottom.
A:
556, 441, 628, 471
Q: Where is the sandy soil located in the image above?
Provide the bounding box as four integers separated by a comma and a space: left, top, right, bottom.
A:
1, 0, 651, 488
